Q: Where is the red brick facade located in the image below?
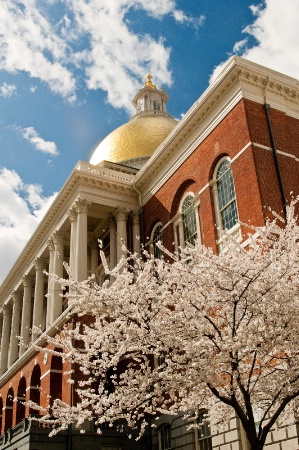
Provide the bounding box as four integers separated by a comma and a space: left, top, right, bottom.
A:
144, 98, 299, 253
0, 344, 72, 434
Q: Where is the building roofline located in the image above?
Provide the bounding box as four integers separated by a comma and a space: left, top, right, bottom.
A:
134, 56, 299, 199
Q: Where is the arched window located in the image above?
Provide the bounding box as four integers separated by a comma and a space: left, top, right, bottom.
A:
16, 377, 26, 424
216, 159, 238, 231
50, 349, 63, 407
151, 222, 163, 258
212, 158, 240, 250
159, 423, 171, 450
29, 365, 41, 416
4, 387, 14, 432
196, 410, 212, 450
182, 194, 198, 246
172, 191, 200, 251
153, 100, 160, 111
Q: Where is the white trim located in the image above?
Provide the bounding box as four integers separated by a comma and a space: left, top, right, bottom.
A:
26, 386, 40, 392
179, 191, 195, 211
252, 142, 299, 162
230, 141, 252, 163
40, 369, 63, 380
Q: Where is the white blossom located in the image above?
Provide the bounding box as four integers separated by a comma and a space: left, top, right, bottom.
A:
32, 198, 299, 450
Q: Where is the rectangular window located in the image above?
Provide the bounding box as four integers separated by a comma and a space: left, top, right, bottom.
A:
197, 411, 212, 450
160, 424, 171, 450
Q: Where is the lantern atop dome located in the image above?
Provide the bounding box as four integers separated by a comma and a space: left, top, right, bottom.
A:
132, 74, 169, 117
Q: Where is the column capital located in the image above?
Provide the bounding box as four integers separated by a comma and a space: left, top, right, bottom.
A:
113, 207, 128, 222
52, 230, 65, 245
47, 237, 55, 252
2, 303, 13, 316
11, 290, 22, 304
22, 274, 35, 287
68, 205, 78, 222
131, 209, 140, 225
34, 257, 47, 271
108, 213, 116, 226
75, 198, 91, 214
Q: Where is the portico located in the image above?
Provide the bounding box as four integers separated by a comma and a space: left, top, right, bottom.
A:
0, 160, 139, 377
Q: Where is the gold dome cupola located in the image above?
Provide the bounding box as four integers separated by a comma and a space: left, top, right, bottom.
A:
132, 73, 169, 117
90, 75, 178, 169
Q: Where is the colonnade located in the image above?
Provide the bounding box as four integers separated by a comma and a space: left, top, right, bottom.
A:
0, 199, 140, 377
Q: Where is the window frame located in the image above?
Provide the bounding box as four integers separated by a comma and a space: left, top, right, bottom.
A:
195, 410, 212, 450
150, 222, 163, 259
159, 423, 172, 450
173, 192, 201, 251
210, 157, 240, 251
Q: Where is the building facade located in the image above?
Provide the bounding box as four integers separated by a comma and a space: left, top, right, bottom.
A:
0, 58, 299, 449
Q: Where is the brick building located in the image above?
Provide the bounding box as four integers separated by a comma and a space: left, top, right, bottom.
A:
0, 57, 298, 449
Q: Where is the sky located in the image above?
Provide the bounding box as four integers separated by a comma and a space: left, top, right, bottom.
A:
0, 0, 299, 283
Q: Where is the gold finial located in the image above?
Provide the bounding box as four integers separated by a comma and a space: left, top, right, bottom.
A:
145, 73, 156, 89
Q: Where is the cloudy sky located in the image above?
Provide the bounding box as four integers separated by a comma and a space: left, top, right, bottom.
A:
0, 0, 299, 283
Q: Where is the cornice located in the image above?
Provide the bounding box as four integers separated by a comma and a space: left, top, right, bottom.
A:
135, 57, 299, 202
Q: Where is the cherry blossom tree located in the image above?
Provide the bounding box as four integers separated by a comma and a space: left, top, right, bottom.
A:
38, 200, 299, 450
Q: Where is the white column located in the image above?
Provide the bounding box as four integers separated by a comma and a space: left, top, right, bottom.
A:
173, 223, 179, 252
20, 275, 34, 356
68, 206, 78, 280
75, 199, 91, 282
192, 195, 201, 245
0, 303, 13, 375
114, 208, 128, 262
109, 214, 117, 270
178, 214, 185, 248
46, 238, 55, 327
90, 238, 98, 275
32, 257, 46, 342
8, 291, 22, 367
132, 209, 141, 255
52, 230, 65, 324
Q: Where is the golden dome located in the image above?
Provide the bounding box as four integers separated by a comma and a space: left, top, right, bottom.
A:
90, 75, 178, 168
90, 114, 178, 167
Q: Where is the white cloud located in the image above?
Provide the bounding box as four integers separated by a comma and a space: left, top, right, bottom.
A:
0, 0, 203, 112
0, 0, 76, 102
0, 82, 16, 97
173, 10, 205, 28
22, 127, 58, 156
232, 39, 248, 54
210, 0, 299, 83
0, 167, 57, 283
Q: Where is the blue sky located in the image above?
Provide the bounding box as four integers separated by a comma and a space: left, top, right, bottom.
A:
0, 0, 299, 282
